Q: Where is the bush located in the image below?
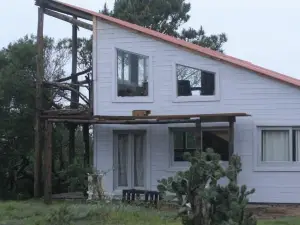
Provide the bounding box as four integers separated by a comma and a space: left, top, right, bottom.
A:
157, 148, 257, 225
54, 163, 93, 196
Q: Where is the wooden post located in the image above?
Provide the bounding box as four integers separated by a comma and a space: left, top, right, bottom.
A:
69, 17, 78, 164
228, 117, 235, 157
88, 75, 93, 114
195, 119, 202, 152
83, 124, 90, 167
44, 120, 53, 204
34, 6, 44, 198
71, 17, 79, 107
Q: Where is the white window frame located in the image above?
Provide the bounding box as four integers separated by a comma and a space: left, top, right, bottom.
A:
113, 130, 149, 192
254, 126, 300, 172
112, 46, 153, 103
168, 127, 229, 169
171, 62, 220, 103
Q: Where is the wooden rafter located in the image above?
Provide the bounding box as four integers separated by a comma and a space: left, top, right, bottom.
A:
44, 9, 93, 31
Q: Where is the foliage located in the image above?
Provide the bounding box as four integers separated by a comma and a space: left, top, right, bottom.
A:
59, 37, 92, 71
0, 201, 296, 225
0, 35, 92, 200
0, 201, 180, 225
157, 149, 257, 225
101, 0, 228, 52
53, 163, 93, 196
0, 35, 70, 199
46, 204, 73, 225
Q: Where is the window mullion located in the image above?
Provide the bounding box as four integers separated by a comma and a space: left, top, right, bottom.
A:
289, 128, 293, 162
183, 132, 187, 150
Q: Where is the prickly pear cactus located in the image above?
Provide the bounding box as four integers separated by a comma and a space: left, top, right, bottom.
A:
157, 149, 257, 225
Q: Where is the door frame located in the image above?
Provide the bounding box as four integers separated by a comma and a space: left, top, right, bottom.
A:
113, 129, 150, 191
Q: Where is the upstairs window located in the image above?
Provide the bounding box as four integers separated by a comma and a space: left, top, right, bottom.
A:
117, 49, 149, 97
176, 64, 215, 97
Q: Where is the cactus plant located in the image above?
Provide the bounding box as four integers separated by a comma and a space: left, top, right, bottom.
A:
157, 148, 257, 225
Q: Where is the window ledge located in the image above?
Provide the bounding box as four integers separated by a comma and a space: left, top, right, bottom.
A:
254, 162, 300, 172
112, 96, 154, 103
172, 95, 220, 103
168, 161, 228, 172
167, 166, 189, 172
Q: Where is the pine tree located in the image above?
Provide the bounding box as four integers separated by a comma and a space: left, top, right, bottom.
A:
100, 0, 227, 52
157, 149, 257, 225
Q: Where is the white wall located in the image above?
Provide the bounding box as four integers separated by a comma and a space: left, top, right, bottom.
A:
93, 18, 300, 203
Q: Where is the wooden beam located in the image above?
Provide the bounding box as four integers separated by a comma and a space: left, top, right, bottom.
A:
48, 118, 200, 124
93, 113, 249, 121
228, 118, 235, 157
44, 0, 93, 20
83, 124, 90, 167
44, 121, 53, 204
44, 9, 92, 30
34, 6, 44, 198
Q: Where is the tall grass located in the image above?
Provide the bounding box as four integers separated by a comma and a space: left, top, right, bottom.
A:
0, 201, 298, 225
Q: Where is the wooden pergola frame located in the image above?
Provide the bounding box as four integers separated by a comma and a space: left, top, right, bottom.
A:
34, 0, 94, 203
42, 113, 249, 203
34, 0, 250, 204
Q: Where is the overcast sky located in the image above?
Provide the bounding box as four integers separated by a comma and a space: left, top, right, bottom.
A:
1, 0, 299, 78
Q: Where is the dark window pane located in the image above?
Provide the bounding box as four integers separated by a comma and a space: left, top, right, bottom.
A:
173, 131, 184, 148
186, 131, 196, 149
117, 49, 148, 97
173, 130, 229, 162
202, 130, 229, 161
174, 149, 195, 161
201, 71, 215, 95
176, 64, 215, 96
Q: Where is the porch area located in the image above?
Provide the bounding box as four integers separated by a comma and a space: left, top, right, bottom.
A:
42, 112, 250, 203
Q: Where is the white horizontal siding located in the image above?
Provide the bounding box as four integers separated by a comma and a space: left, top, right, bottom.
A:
93, 19, 300, 203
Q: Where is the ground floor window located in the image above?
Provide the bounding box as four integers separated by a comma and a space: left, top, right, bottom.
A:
260, 127, 300, 162
172, 128, 229, 162
113, 131, 146, 189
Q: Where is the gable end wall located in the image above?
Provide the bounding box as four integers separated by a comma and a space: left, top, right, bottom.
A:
93, 18, 300, 203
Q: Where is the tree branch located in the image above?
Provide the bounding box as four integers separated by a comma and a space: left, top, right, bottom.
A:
55, 67, 92, 82
43, 81, 89, 105
56, 91, 88, 109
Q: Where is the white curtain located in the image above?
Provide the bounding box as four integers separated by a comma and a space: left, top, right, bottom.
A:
262, 130, 289, 161
118, 134, 128, 186
134, 134, 145, 187
295, 130, 300, 161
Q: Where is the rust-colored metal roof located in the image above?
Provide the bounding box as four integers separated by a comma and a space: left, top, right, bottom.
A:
52, 0, 300, 88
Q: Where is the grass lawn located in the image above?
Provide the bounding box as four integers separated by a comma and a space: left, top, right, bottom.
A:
0, 201, 298, 225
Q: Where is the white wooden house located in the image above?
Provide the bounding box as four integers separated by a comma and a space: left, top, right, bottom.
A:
60, 1, 300, 203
